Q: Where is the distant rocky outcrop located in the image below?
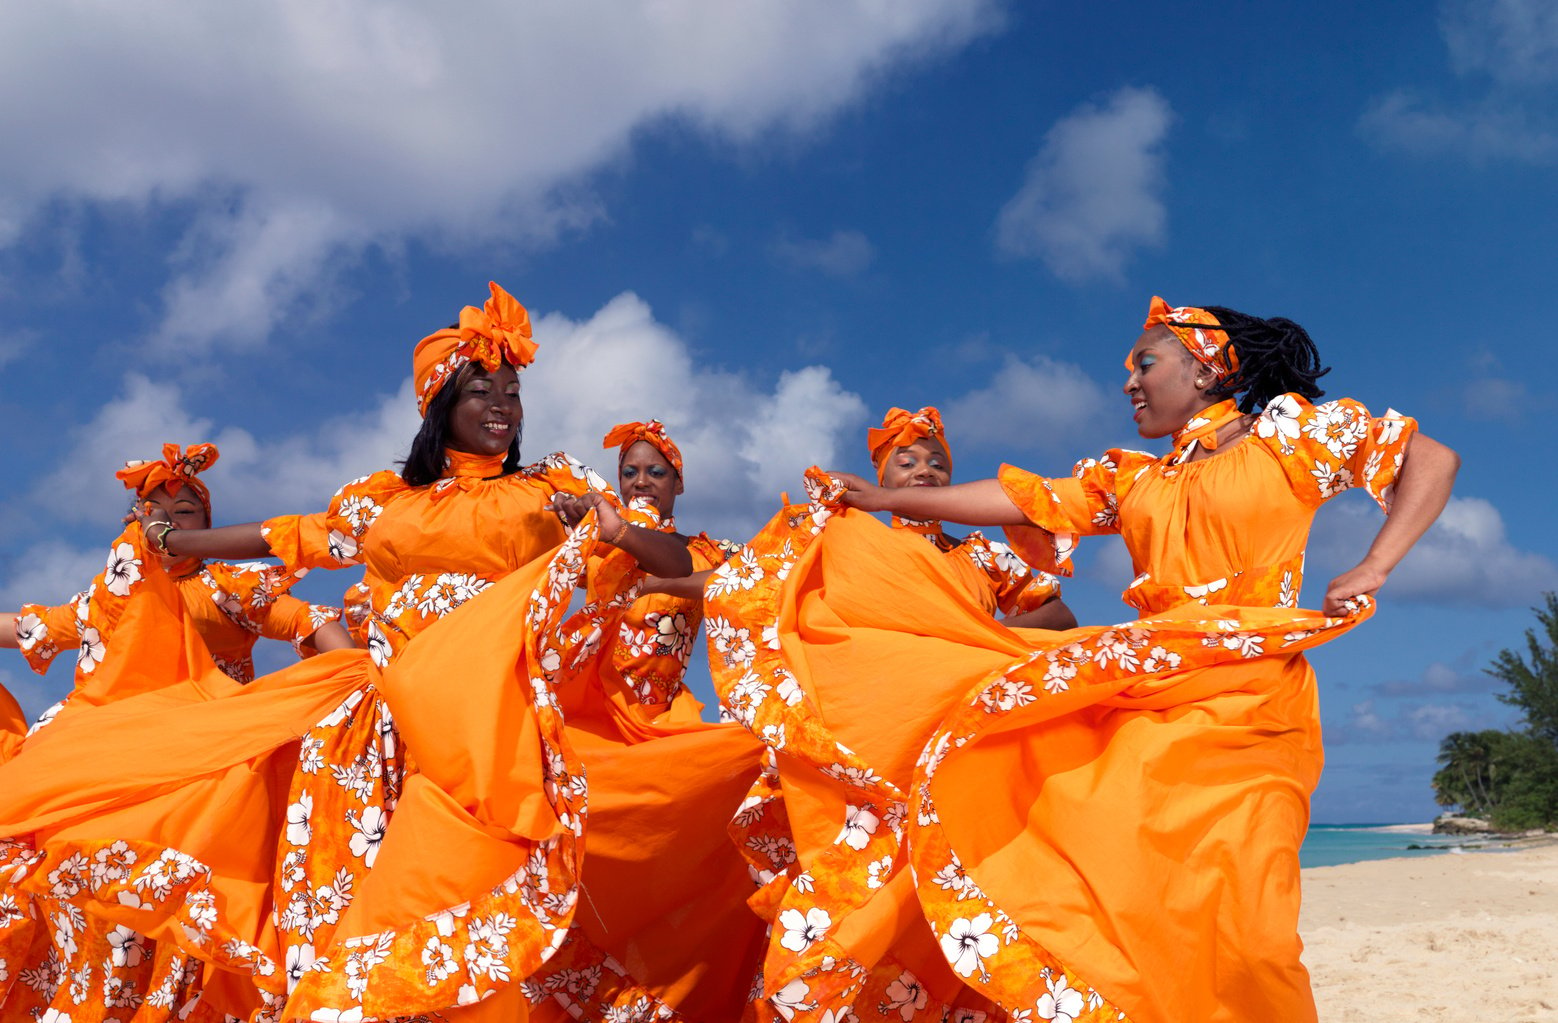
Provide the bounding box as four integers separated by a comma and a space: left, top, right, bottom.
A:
1432, 814, 1494, 835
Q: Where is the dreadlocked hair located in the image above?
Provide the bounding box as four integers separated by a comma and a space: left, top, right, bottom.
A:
1193, 305, 1331, 414
400, 359, 523, 487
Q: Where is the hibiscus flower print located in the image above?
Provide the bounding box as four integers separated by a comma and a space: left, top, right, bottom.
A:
103, 541, 143, 597
1309, 461, 1354, 499
13, 612, 47, 652
836, 804, 880, 851
1257, 393, 1304, 453
771, 978, 817, 1015
76, 625, 106, 673
104, 925, 146, 968
939, 912, 999, 980
347, 806, 387, 867
778, 906, 832, 953
1036, 974, 1085, 1023
285, 793, 313, 847
881, 970, 928, 1021
366, 621, 393, 667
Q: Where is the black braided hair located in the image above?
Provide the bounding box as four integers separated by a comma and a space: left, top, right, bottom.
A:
400, 359, 523, 486
1179, 305, 1331, 414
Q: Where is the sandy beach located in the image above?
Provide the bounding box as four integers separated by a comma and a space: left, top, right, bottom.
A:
1301, 839, 1558, 1021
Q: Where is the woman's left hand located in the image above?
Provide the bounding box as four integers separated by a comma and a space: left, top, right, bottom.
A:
1323, 561, 1388, 615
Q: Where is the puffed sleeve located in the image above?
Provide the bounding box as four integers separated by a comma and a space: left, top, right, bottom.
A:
997, 449, 1158, 576
260, 470, 409, 573
959, 532, 1063, 616
525, 452, 615, 499
1255, 393, 1419, 511
13, 592, 88, 675
200, 561, 345, 658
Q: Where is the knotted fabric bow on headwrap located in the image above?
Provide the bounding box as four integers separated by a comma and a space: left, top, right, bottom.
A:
116, 442, 220, 514
1140, 296, 1240, 380
412, 281, 539, 417
602, 420, 684, 478
867, 406, 951, 483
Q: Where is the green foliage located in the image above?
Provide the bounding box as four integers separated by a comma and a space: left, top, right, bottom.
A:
1433, 593, 1558, 830
1489, 592, 1558, 745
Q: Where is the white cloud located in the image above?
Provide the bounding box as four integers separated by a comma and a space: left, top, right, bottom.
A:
0, 0, 1002, 347
1338, 697, 1512, 743
772, 229, 876, 277
1309, 494, 1558, 608
1359, 0, 1558, 164
994, 86, 1173, 283
942, 352, 1122, 456
524, 293, 868, 537
1358, 91, 1558, 162
1440, 0, 1558, 86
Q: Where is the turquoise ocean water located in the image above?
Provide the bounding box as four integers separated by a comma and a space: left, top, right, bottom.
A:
1300, 824, 1478, 868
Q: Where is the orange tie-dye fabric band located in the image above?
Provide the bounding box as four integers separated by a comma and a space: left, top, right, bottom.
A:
867, 406, 951, 482
1140, 295, 1240, 379
412, 281, 539, 416
602, 420, 684, 477
115, 442, 219, 513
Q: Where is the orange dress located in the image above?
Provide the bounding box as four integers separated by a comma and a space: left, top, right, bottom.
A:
0, 551, 340, 1023
0, 538, 347, 1015
0, 450, 764, 1023
705, 394, 1416, 1023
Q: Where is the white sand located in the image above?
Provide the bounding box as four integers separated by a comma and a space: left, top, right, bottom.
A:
1301, 841, 1558, 1021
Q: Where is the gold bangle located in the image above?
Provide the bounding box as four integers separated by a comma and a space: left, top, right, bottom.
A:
607, 520, 630, 546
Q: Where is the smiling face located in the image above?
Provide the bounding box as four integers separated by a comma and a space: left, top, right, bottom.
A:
618, 439, 682, 517
879, 437, 952, 489
445, 362, 523, 456
1123, 325, 1218, 439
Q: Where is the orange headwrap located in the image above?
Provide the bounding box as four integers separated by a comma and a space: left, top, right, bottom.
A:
867, 406, 951, 482
602, 420, 684, 478
1139, 296, 1239, 379
412, 281, 539, 416
116, 443, 219, 514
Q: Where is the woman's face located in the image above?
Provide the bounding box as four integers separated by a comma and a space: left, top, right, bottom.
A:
618, 440, 682, 517
879, 437, 951, 489
143, 483, 210, 530
446, 363, 523, 456
1123, 326, 1216, 439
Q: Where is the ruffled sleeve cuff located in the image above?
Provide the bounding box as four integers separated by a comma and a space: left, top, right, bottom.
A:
15, 601, 74, 675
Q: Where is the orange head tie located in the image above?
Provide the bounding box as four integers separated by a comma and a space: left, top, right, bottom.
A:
116, 442, 220, 514
603, 420, 684, 478
412, 281, 538, 417
1137, 296, 1238, 380
867, 406, 951, 483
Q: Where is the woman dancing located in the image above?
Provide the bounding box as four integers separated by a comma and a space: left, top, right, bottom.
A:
869, 405, 1075, 631
0, 443, 351, 1020
2, 443, 350, 695
705, 296, 1456, 1022
594, 418, 739, 714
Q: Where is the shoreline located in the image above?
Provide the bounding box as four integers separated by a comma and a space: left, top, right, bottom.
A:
1300, 842, 1558, 1020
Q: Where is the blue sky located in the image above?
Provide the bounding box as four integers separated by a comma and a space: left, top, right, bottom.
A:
2, 0, 1555, 823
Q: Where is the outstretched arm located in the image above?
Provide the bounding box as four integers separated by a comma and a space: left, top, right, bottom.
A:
135, 504, 273, 560
0, 613, 18, 650
549, 493, 695, 578
1323, 432, 1459, 615
301, 621, 358, 653
836, 473, 1030, 526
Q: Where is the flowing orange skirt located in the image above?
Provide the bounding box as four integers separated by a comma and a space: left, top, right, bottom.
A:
705, 482, 1368, 1023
